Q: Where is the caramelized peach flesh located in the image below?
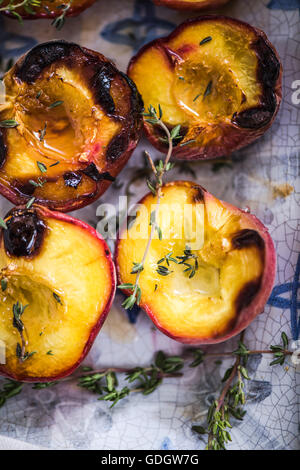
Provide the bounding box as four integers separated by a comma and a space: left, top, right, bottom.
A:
153, 0, 230, 11
0, 206, 115, 382
0, 41, 143, 211
1, 0, 96, 19
128, 16, 282, 160
116, 181, 276, 344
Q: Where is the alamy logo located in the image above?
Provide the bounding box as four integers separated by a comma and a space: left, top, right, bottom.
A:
0, 339, 6, 364
96, 197, 205, 250
291, 80, 300, 105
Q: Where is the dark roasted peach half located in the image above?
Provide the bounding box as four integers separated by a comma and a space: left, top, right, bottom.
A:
0, 41, 143, 211
116, 181, 276, 344
128, 16, 282, 160
153, 0, 230, 11
0, 205, 116, 382
1, 0, 96, 19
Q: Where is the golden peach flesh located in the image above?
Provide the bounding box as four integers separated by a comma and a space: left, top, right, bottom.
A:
116, 182, 276, 343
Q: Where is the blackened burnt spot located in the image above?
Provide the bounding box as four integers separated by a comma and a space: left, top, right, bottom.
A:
232, 102, 275, 129
3, 208, 46, 258
233, 37, 280, 130
91, 62, 116, 115
119, 71, 144, 116
192, 185, 205, 203
16, 41, 75, 84
106, 133, 128, 162
232, 87, 277, 129
16, 182, 36, 197
82, 163, 115, 182
232, 229, 265, 251
0, 131, 7, 169
254, 37, 280, 88
63, 172, 82, 188
235, 277, 262, 313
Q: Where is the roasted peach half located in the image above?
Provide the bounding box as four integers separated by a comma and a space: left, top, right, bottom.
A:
0, 41, 143, 211
0, 205, 115, 382
128, 16, 282, 160
153, 0, 230, 11
116, 181, 276, 344
1, 0, 96, 19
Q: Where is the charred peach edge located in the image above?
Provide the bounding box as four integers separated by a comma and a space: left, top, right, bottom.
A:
0, 205, 116, 382
128, 16, 282, 160
115, 181, 276, 345
153, 0, 230, 11
0, 41, 143, 211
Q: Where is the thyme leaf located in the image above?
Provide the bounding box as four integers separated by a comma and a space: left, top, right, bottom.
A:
200, 36, 212, 45
0, 119, 19, 128
203, 80, 213, 100
49, 100, 64, 109
0, 217, 7, 229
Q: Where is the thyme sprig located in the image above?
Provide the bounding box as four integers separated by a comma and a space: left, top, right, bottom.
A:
0, 0, 71, 29
0, 332, 294, 449
0, 380, 23, 407
77, 350, 184, 408
12, 301, 35, 362
51, 1, 72, 30
192, 331, 292, 450
176, 247, 198, 279
155, 247, 199, 279
118, 105, 177, 310
0, 0, 41, 21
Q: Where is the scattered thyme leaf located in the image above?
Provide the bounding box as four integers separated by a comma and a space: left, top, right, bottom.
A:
203, 80, 213, 100
200, 36, 212, 45
26, 197, 35, 209
131, 262, 144, 274
49, 161, 60, 168
38, 123, 47, 143
32, 382, 57, 390
49, 100, 64, 109
180, 139, 196, 147
0, 120, 19, 128
0, 380, 23, 408
51, 1, 72, 30
1, 278, 7, 292
0, 217, 7, 229
53, 292, 62, 305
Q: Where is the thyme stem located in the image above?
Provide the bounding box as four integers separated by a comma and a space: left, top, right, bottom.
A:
136, 122, 172, 278
0, 0, 30, 12
119, 106, 174, 309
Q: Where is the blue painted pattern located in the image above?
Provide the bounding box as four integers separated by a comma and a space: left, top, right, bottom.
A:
160, 436, 172, 450
101, 0, 176, 52
267, 0, 300, 11
268, 254, 300, 340
0, 17, 37, 59
125, 303, 141, 324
